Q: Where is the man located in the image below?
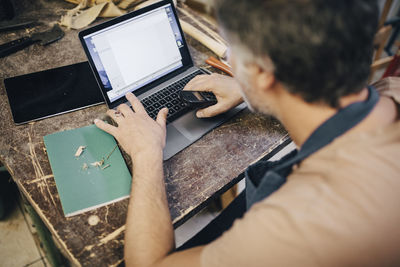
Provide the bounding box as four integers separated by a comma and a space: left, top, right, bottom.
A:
94, 0, 400, 266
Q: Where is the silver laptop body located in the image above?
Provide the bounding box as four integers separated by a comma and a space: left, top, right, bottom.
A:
79, 0, 245, 160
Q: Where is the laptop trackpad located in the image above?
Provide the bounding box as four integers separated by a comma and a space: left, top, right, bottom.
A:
164, 124, 191, 160
173, 110, 224, 140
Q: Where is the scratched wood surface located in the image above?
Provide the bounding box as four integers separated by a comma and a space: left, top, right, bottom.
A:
0, 1, 289, 266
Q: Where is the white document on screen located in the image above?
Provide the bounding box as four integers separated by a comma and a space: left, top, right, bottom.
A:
92, 9, 182, 99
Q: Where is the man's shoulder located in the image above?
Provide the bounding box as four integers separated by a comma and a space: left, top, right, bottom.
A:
201, 121, 400, 266
270, 120, 400, 224
244, 124, 400, 264
298, 119, 400, 178
284, 120, 400, 201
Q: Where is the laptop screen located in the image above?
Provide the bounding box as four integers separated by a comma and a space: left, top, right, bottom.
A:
83, 3, 185, 103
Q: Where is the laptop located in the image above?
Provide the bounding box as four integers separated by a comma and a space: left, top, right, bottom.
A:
79, 0, 245, 160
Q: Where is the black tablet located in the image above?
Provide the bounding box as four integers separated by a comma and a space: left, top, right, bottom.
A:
4, 61, 104, 124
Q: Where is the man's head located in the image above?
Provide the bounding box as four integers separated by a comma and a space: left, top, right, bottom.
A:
214, 0, 379, 110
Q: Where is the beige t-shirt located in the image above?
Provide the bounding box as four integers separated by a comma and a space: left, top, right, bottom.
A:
201, 87, 400, 267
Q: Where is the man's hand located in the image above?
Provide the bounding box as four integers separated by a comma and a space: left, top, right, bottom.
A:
94, 92, 203, 267
94, 92, 168, 160
371, 76, 400, 92
183, 73, 243, 118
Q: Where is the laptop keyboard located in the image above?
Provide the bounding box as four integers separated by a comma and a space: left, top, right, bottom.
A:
141, 70, 206, 123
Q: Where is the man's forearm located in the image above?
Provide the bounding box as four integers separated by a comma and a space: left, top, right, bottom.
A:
124, 150, 174, 267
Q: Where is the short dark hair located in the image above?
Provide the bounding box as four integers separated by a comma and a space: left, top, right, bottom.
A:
215, 0, 379, 108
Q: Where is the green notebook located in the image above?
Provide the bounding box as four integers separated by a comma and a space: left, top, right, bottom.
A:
44, 124, 132, 217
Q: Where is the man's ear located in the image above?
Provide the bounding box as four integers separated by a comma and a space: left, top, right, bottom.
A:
248, 63, 276, 93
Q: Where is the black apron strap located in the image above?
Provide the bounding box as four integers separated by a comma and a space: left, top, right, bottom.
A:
245, 86, 380, 209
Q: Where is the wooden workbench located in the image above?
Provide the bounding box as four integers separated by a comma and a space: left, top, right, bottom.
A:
0, 1, 289, 266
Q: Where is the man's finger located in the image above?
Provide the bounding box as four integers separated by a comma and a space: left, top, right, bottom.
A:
156, 108, 168, 127
126, 92, 146, 114
183, 75, 211, 92
107, 109, 123, 123
117, 103, 133, 117
183, 75, 206, 90
94, 119, 118, 136
196, 104, 224, 118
